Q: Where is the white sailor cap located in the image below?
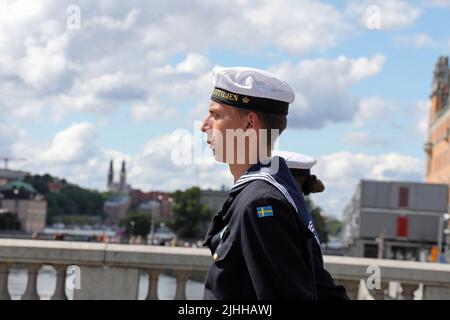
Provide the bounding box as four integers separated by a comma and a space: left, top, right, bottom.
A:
274, 150, 317, 171
211, 66, 295, 115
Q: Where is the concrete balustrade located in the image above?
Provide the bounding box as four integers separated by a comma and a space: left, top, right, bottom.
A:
146, 268, 162, 300
1, 239, 450, 300
0, 262, 11, 300
52, 264, 68, 300
22, 263, 40, 300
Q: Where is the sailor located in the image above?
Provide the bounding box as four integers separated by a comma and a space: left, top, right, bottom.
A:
275, 150, 349, 299
274, 150, 325, 195
200, 66, 348, 299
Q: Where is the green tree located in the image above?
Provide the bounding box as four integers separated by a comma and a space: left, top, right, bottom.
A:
119, 212, 151, 237
305, 197, 329, 244
22, 173, 106, 225
24, 174, 53, 195
326, 219, 343, 237
46, 185, 105, 224
169, 187, 212, 239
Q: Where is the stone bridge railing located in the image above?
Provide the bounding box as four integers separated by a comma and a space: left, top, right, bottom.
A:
1, 239, 450, 300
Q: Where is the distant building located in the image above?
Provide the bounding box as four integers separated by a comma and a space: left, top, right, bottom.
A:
130, 190, 172, 219
103, 160, 131, 224
200, 189, 229, 213
425, 56, 450, 202
0, 181, 47, 233
128, 188, 229, 221
103, 194, 130, 225
47, 181, 64, 193
0, 169, 29, 187
107, 160, 131, 194
342, 180, 448, 261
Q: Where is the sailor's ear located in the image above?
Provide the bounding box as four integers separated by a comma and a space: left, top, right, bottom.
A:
245, 112, 262, 130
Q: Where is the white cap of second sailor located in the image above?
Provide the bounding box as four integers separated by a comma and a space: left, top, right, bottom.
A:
274, 150, 317, 171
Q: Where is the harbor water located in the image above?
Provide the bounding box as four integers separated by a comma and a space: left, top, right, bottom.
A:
7, 265, 205, 300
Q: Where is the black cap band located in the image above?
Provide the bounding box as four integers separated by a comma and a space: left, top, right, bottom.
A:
211, 87, 289, 115
290, 168, 311, 177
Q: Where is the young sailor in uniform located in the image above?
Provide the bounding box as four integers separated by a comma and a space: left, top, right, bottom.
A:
200, 67, 348, 299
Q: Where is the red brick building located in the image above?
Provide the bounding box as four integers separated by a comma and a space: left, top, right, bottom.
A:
129, 190, 172, 219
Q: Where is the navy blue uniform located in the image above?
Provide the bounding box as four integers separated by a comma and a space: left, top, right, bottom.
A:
203, 157, 348, 300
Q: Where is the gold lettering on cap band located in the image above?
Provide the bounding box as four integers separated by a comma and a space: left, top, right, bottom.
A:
211, 87, 289, 115
212, 88, 239, 103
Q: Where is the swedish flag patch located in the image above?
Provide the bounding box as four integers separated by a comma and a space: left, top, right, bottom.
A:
257, 206, 273, 218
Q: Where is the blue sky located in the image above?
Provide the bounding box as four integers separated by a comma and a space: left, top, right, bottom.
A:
1, 0, 449, 217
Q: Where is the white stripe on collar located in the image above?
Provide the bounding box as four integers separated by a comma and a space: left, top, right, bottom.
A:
232, 172, 298, 213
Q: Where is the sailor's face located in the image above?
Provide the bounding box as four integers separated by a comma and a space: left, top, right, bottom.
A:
201, 101, 246, 163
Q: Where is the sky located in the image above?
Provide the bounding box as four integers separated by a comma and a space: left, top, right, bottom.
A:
1, 0, 450, 218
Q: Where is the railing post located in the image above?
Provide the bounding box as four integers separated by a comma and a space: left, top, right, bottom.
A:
402, 283, 419, 300
0, 263, 11, 300
174, 270, 191, 300
146, 269, 162, 300
51, 265, 68, 300
22, 263, 41, 300
335, 279, 360, 300
369, 281, 389, 300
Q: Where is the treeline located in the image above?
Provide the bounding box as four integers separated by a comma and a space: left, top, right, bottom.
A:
24, 174, 106, 224
305, 197, 343, 243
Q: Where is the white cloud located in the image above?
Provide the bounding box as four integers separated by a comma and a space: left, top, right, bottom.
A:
393, 33, 439, 48
310, 151, 424, 217
40, 122, 99, 164
0, 1, 45, 26
48, 71, 148, 120
132, 100, 177, 122
353, 96, 396, 127
242, 0, 351, 54
271, 54, 386, 129
189, 102, 209, 122
414, 100, 430, 139
346, 0, 421, 30
0, 0, 356, 123
19, 33, 71, 90
0, 124, 27, 157
344, 131, 389, 147
175, 53, 211, 75
421, 0, 450, 7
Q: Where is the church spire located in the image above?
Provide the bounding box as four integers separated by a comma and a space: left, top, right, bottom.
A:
107, 159, 114, 192
120, 160, 126, 193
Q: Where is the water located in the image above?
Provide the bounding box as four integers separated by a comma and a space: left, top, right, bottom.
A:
7, 265, 205, 300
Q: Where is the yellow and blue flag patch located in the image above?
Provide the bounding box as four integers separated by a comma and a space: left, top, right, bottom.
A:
257, 206, 273, 218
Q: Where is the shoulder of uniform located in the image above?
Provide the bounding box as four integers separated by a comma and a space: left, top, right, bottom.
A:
235, 180, 292, 211
240, 179, 281, 197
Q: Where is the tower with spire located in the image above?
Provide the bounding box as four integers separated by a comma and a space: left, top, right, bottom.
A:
107, 160, 114, 192
120, 160, 127, 194
106, 159, 128, 194
425, 56, 450, 194
103, 158, 131, 225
